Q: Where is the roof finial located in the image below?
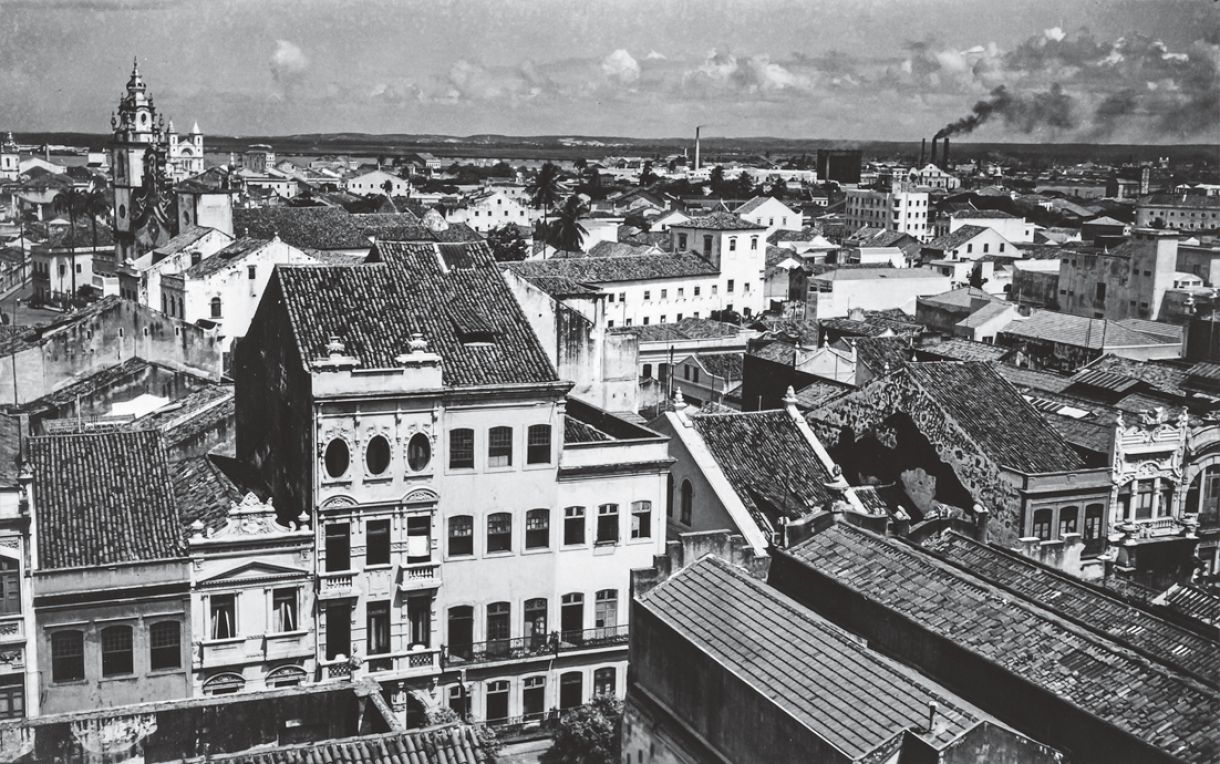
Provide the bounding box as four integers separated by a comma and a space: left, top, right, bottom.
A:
673, 388, 687, 411
782, 385, 798, 407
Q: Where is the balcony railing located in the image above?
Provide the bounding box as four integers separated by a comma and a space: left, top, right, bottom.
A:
442, 625, 629, 669
318, 571, 357, 599
398, 562, 442, 591
486, 710, 561, 743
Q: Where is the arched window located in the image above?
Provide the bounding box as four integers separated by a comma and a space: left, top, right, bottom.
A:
101, 625, 134, 676
560, 671, 583, 709
448, 516, 474, 557
527, 424, 552, 465
680, 480, 694, 526
149, 621, 181, 670
525, 508, 550, 549
524, 598, 548, 648
594, 666, 617, 697
51, 630, 84, 683
210, 297, 222, 318
449, 428, 474, 469
1059, 506, 1079, 537
1032, 508, 1053, 541
488, 426, 513, 467
642, 363, 653, 379
1084, 503, 1105, 542
728, 236, 738, 252
486, 602, 511, 657
487, 513, 512, 553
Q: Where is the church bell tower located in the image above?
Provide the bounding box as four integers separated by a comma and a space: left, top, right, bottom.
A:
110, 58, 165, 262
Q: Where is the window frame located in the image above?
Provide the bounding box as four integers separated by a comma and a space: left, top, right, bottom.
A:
51, 630, 85, 683
486, 512, 513, 554
449, 428, 475, 470
595, 503, 619, 545
680, 480, 694, 526
100, 624, 134, 677
631, 500, 652, 539
271, 588, 299, 633
526, 424, 552, 465
366, 519, 392, 566
525, 508, 550, 550
563, 506, 586, 546
448, 515, 475, 557
149, 621, 182, 671
210, 593, 238, 640
488, 426, 513, 468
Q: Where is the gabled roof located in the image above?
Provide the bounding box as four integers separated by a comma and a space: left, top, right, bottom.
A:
508, 253, 717, 284
692, 352, 743, 382
172, 452, 242, 532
688, 410, 835, 530
152, 225, 225, 257
640, 556, 985, 760
586, 240, 662, 259
952, 209, 1018, 219
184, 237, 278, 278
1139, 194, 1220, 210
925, 531, 1220, 687
668, 211, 766, 231
233, 206, 369, 250
923, 224, 992, 252
613, 317, 744, 343
1001, 312, 1174, 350
788, 524, 1220, 764
274, 241, 558, 387
30, 430, 184, 569
917, 337, 1011, 363
904, 362, 1084, 473
734, 196, 792, 216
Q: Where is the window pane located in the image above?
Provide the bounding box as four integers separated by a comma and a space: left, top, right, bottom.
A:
631, 501, 651, 539
272, 589, 298, 632
211, 594, 237, 640
489, 427, 513, 467
101, 625, 133, 677
527, 425, 552, 464
367, 519, 391, 565
487, 513, 512, 553
149, 621, 181, 670
367, 601, 391, 655
596, 504, 619, 544
525, 509, 550, 549
450, 429, 475, 469
449, 516, 474, 556
52, 631, 84, 682
564, 506, 586, 545
594, 667, 616, 697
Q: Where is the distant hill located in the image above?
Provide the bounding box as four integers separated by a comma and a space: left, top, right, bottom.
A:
13, 131, 1217, 166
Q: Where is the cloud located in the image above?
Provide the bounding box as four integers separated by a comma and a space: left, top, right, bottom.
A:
269, 39, 309, 95
684, 50, 811, 95
601, 49, 640, 86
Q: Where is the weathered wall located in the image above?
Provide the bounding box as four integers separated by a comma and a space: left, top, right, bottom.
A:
807, 371, 1025, 544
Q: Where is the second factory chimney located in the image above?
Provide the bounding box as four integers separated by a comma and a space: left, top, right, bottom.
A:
920, 138, 926, 166
942, 136, 950, 169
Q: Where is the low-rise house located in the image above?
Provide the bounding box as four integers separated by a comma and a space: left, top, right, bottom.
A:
948, 209, 1034, 243
733, 196, 802, 235
344, 169, 411, 198
906, 161, 961, 190
31, 224, 115, 305
447, 189, 534, 233
997, 310, 1182, 372
842, 227, 921, 268
117, 224, 234, 308
808, 267, 951, 319
671, 352, 743, 409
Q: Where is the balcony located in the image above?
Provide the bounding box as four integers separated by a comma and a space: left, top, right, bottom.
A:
318, 571, 358, 600
442, 625, 629, 669
319, 648, 442, 682
398, 562, 442, 592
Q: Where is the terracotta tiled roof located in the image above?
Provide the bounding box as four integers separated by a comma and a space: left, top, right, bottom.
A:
233, 206, 370, 250
788, 524, 1220, 763
695, 352, 744, 382
30, 430, 184, 569
171, 452, 241, 532
916, 338, 1011, 363
689, 410, 834, 532
184, 237, 273, 278
923, 224, 991, 253
1001, 312, 1172, 350
209, 727, 491, 764
274, 241, 558, 387
614, 317, 743, 343
668, 211, 766, 231
640, 556, 985, 759
904, 362, 1084, 473
508, 253, 717, 284
925, 532, 1220, 687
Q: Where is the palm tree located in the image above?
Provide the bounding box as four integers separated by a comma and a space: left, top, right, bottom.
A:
550, 196, 588, 253
54, 186, 87, 304
85, 187, 109, 263
527, 162, 562, 226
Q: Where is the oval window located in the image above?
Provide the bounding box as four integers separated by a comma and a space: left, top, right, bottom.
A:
366, 435, 391, 475
324, 438, 349, 478
407, 433, 431, 472
118, 204, 126, 219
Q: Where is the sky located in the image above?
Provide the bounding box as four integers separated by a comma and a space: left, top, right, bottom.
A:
1, 0, 1217, 143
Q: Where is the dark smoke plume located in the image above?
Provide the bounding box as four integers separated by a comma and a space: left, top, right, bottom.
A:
934, 83, 1077, 139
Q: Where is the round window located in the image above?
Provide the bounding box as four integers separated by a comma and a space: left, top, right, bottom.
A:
118, 204, 126, 219
407, 432, 431, 472
324, 438, 349, 478
366, 435, 391, 475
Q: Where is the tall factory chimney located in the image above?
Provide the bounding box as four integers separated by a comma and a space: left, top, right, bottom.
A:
695, 125, 702, 171
929, 138, 938, 166
919, 138, 926, 166
942, 137, 950, 169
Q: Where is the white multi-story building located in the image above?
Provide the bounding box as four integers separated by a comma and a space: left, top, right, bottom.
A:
448, 189, 535, 233
844, 183, 931, 242
236, 239, 670, 728
160, 235, 318, 358
1135, 193, 1220, 232
344, 169, 411, 197
949, 210, 1035, 243
907, 163, 960, 191
668, 212, 769, 316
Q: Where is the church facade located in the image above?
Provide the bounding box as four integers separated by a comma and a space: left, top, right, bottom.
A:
109, 60, 204, 263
